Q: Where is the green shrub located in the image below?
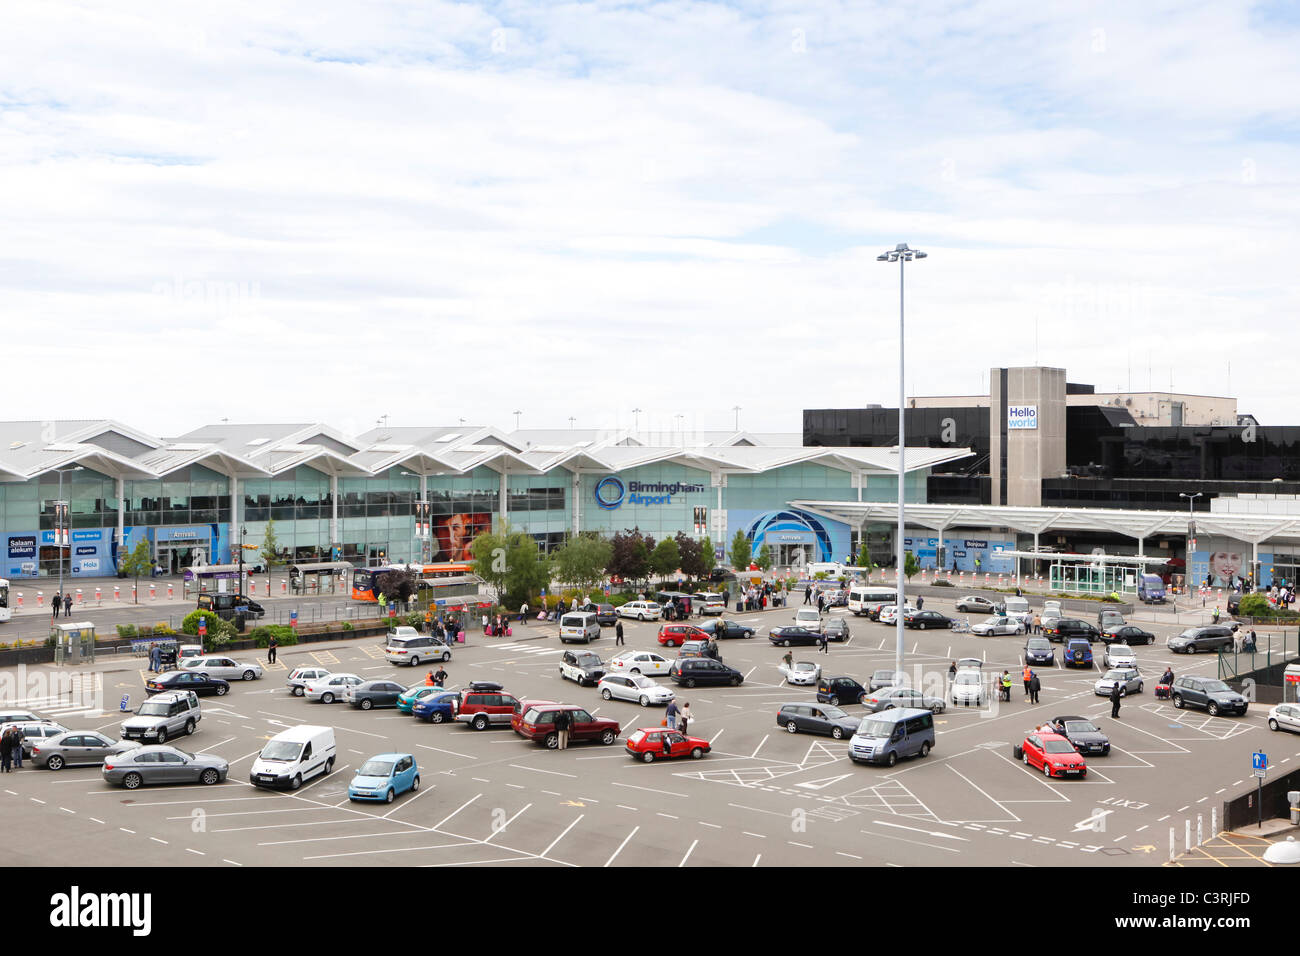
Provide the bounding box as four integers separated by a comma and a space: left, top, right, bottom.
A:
1238, 593, 1271, 617
249, 624, 297, 648
180, 609, 236, 643
341, 621, 354, 631
116, 623, 138, 639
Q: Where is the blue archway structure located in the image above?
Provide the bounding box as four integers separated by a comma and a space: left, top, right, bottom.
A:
743, 508, 835, 563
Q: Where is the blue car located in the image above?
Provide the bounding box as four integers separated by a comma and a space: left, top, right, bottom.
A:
411, 690, 458, 723
1063, 638, 1094, 669
348, 753, 419, 803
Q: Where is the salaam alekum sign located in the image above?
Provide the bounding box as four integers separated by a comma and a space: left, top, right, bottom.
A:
595, 477, 706, 510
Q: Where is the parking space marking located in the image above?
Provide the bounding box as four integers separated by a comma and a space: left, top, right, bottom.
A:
311, 651, 339, 665
433, 793, 481, 830
540, 814, 585, 858
612, 782, 687, 798
416, 743, 477, 760
485, 803, 532, 841
603, 826, 640, 867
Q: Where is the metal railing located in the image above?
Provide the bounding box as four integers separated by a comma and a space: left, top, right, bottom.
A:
1218, 629, 1298, 682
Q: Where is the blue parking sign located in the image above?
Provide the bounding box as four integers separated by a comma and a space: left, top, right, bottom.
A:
120, 695, 130, 712
1252, 751, 1267, 772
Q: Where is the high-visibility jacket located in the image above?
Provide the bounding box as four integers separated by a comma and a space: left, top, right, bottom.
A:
1001, 673, 1013, 687
1022, 666, 1033, 683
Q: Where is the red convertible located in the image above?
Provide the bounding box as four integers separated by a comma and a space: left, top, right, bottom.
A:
625, 727, 711, 762
1014, 732, 1087, 779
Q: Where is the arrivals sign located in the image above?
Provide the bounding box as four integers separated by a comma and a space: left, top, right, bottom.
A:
1007, 405, 1038, 430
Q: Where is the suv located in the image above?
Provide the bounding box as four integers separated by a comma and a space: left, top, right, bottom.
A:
558, 650, 606, 687
617, 601, 662, 622
120, 690, 201, 744
1045, 618, 1100, 643
196, 592, 266, 621
678, 639, 720, 661
454, 682, 522, 730
1170, 676, 1248, 716
577, 603, 618, 627
657, 623, 708, 648
669, 658, 744, 688
512, 704, 621, 748
1062, 638, 1094, 668
1167, 625, 1237, 654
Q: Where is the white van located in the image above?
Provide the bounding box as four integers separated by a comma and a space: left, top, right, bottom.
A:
250, 725, 336, 790
1003, 595, 1031, 623
807, 562, 844, 578
559, 611, 601, 644
848, 586, 897, 617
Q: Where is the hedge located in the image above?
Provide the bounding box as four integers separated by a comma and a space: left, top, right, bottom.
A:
248, 624, 299, 648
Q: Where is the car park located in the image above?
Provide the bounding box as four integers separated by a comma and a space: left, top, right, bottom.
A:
1167, 625, 1237, 654
411, 690, 459, 723
904, 609, 951, 630
697, 619, 755, 640
624, 728, 710, 762
950, 668, 986, 706
558, 650, 607, 686
617, 601, 662, 622
30, 731, 140, 770
384, 626, 452, 665
598, 673, 674, 706
776, 702, 860, 739
658, 623, 708, 648
348, 753, 419, 803
1267, 703, 1300, 733
868, 669, 904, 692
146, 669, 231, 697
512, 704, 621, 748
346, 679, 408, 710
1049, 715, 1110, 756
817, 676, 867, 706
780, 660, 821, 685
821, 618, 851, 641
860, 686, 946, 714
971, 615, 1024, 636
396, 684, 447, 713
1094, 667, 1143, 696
1044, 618, 1100, 643
1103, 643, 1137, 668
607, 650, 672, 676
1169, 676, 1248, 716
668, 658, 744, 687
1014, 733, 1087, 778
0, 720, 68, 758
286, 666, 331, 696
454, 681, 522, 730
559, 611, 602, 644
768, 625, 822, 647
120, 690, 201, 744
180, 655, 264, 681
1024, 636, 1055, 666
303, 672, 363, 703
250, 725, 336, 790
1062, 638, 1094, 668
102, 745, 229, 789
1102, 624, 1155, 646
848, 708, 935, 766
956, 595, 996, 613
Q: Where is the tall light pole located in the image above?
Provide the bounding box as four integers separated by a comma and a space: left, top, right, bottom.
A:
632, 408, 642, 432
877, 243, 927, 681
402, 470, 430, 563
732, 405, 741, 431
1180, 492, 1202, 589
51, 465, 83, 612
513, 410, 522, 430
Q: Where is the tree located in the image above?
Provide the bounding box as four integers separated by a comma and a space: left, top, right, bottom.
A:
698, 536, 716, 576
121, 539, 153, 604
756, 543, 773, 572
374, 567, 419, 604
608, 529, 652, 585
675, 533, 704, 581
551, 533, 613, 592
470, 529, 511, 599
260, 519, 283, 575
650, 537, 681, 579
858, 543, 872, 569
904, 550, 921, 581
470, 526, 552, 608
729, 530, 751, 571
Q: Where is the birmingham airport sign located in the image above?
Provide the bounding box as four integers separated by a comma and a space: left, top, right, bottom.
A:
595, 477, 706, 510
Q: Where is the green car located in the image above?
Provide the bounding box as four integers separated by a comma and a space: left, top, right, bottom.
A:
397, 684, 447, 714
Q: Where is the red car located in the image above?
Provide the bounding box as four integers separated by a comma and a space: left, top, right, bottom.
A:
624, 727, 711, 762
453, 681, 521, 730
657, 623, 708, 648
1015, 732, 1087, 779
512, 704, 621, 748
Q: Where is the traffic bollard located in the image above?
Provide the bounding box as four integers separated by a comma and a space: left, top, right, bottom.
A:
131, 586, 137, 602
149, 584, 156, 600
167, 584, 173, 599
1169, 827, 1176, 862
15, 592, 22, 609
1197, 815, 1203, 846
1185, 819, 1191, 852
95, 587, 101, 604
37, 591, 44, 607
76, 588, 83, 604
282, 579, 287, 594
114, 586, 120, 601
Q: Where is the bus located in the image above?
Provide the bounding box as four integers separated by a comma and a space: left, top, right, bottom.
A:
351, 563, 475, 602
0, 578, 10, 623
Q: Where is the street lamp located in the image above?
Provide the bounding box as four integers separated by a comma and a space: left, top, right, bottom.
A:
401, 471, 430, 563
51, 465, 84, 612
513, 410, 522, 430
238, 523, 247, 596
877, 243, 927, 682
632, 408, 642, 432
732, 405, 742, 431
1180, 492, 1203, 588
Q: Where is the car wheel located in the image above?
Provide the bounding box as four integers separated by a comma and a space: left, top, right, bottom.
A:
638, 614, 645, 622
1043, 761, 1052, 777
156, 728, 167, 744
831, 726, 845, 740
385, 788, 395, 804
201, 768, 220, 785
545, 733, 559, 749
642, 751, 656, 763
1173, 694, 1184, 708
639, 695, 650, 707
472, 714, 489, 731
293, 686, 304, 696
932, 703, 944, 714
324, 758, 334, 774
691, 747, 704, 759
123, 772, 142, 790
291, 774, 302, 790
600, 688, 613, 700
601, 730, 617, 745
629, 668, 641, 675
431, 711, 445, 724
410, 656, 420, 667
360, 698, 373, 710
243, 670, 256, 681
322, 692, 335, 704
783, 639, 790, 647
786, 720, 798, 734
1023, 750, 1030, 764
1269, 719, 1279, 731
685, 679, 696, 688
885, 751, 897, 767
1207, 701, 1220, 717
46, 755, 64, 771
919, 740, 931, 757
730, 676, 741, 687
185, 719, 196, 736
215, 684, 228, 696
411, 775, 420, 792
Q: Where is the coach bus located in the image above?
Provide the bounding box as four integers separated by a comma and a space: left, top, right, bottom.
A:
0, 578, 10, 623
350, 562, 475, 602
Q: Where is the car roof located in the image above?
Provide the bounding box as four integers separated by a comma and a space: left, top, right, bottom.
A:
362, 752, 413, 761
1035, 732, 1070, 742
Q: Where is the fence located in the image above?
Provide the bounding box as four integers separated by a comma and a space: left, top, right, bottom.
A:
1218, 629, 1299, 704
1222, 767, 1300, 831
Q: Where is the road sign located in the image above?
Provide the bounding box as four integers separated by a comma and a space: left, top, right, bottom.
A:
1253, 751, 1267, 777
290, 609, 299, 629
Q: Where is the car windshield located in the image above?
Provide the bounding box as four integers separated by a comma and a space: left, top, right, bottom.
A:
1202, 680, 1232, 694
793, 662, 816, 672
135, 702, 170, 717
1110, 646, 1132, 654
574, 654, 600, 666
259, 741, 304, 761
1027, 640, 1049, 649
1043, 741, 1076, 754
955, 673, 981, 685
822, 706, 848, 719
630, 677, 655, 689
855, 719, 897, 738
1064, 720, 1098, 733
357, 760, 394, 777
1103, 670, 1129, 680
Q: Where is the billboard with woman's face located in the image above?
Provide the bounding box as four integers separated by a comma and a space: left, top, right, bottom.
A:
432, 512, 491, 562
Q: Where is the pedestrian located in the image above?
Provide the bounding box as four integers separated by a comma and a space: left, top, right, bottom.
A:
614, 619, 625, 646
0, 728, 11, 773
722, 588, 730, 610
12, 731, 22, 769
1029, 671, 1041, 704
819, 630, 829, 654
804, 586, 812, 605
553, 708, 571, 750
51, 592, 61, 621
1109, 681, 1123, 718
948, 661, 957, 680
267, 633, 278, 664
1022, 663, 1033, 699
433, 666, 447, 687
149, 643, 160, 673
1212, 606, 1220, 624
1032, 613, 1041, 635
665, 699, 679, 731
519, 601, 529, 624
816, 592, 825, 613
64, 592, 73, 617
425, 669, 435, 686
1000, 670, 1013, 702
679, 702, 692, 735
1160, 666, 1174, 685
916, 595, 924, 611
782, 650, 794, 671
481, 612, 489, 633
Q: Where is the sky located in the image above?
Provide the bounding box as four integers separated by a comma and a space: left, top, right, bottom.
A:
2, 0, 1298, 439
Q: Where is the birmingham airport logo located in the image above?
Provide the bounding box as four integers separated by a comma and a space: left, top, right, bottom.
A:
594, 476, 626, 510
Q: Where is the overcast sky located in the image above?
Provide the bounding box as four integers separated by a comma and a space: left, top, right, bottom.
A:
3, 1, 1297, 439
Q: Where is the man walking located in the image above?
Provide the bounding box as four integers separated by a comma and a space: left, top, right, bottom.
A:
267, 633, 278, 664
64, 591, 73, 617
149, 643, 161, 674
722, 588, 730, 610
665, 699, 679, 731
819, 630, 829, 654
804, 586, 812, 605
615, 619, 625, 646
432, 665, 448, 688
1000, 670, 1013, 702
553, 708, 571, 751
1110, 681, 1123, 719
916, 595, 924, 611
1022, 664, 1033, 700
51, 592, 61, 622
1029, 671, 1041, 704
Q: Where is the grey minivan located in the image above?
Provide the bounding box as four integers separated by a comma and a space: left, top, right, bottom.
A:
848, 708, 935, 766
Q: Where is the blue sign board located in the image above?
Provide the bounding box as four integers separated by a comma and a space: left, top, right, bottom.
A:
1253, 751, 1267, 773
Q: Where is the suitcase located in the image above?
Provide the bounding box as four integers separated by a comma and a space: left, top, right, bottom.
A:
507, 627, 513, 636
1155, 683, 1171, 699
457, 631, 465, 643
1012, 744, 1024, 760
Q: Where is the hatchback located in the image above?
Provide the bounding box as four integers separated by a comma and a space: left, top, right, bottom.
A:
668, 658, 743, 688
816, 676, 867, 706
1094, 668, 1143, 697
512, 705, 621, 748
348, 753, 419, 803
598, 674, 675, 706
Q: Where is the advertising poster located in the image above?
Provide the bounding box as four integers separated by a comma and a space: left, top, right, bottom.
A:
432, 512, 492, 562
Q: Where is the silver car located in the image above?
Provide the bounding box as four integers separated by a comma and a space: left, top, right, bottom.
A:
1094, 667, 1143, 697
102, 745, 229, 789
31, 731, 141, 770
956, 595, 996, 613
0, 720, 69, 758
181, 655, 264, 681
861, 686, 946, 714
971, 615, 1025, 636
287, 666, 331, 696
598, 673, 675, 706
1103, 644, 1137, 668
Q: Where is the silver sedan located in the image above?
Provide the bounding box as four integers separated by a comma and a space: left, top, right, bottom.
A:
181, 656, 264, 681
1094, 668, 1144, 697
102, 746, 229, 789
31, 731, 141, 770
860, 686, 947, 714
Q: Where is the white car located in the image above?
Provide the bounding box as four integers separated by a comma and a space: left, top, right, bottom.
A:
598, 674, 675, 706
1103, 644, 1137, 668
697, 593, 725, 616
607, 650, 672, 676
877, 604, 917, 625
950, 668, 985, 706
956, 595, 997, 613
617, 601, 662, 622
181, 655, 264, 681
1042, 600, 1062, 619
970, 615, 1025, 636
1267, 703, 1300, 734
794, 607, 822, 628
1094, 668, 1143, 697
781, 661, 822, 686
286, 666, 331, 696
303, 672, 363, 703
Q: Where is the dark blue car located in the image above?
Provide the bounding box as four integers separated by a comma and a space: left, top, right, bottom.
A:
1063, 638, 1094, 668
411, 690, 458, 723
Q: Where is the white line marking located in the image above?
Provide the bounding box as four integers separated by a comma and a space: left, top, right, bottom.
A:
679, 839, 699, 867
604, 826, 640, 867
540, 814, 585, 858
432, 793, 480, 830
508, 764, 577, 778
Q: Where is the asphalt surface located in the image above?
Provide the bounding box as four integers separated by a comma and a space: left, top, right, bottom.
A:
2, 592, 1297, 867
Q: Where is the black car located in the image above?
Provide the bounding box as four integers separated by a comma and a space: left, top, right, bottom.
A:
1044, 618, 1100, 643
578, 603, 618, 626
559, 650, 607, 686
1102, 624, 1155, 646
769, 625, 822, 647
821, 618, 851, 641
1166, 624, 1237, 654
1024, 636, 1055, 666
1050, 715, 1110, 756
348, 680, 407, 710
196, 592, 267, 621
776, 703, 860, 740
698, 619, 755, 640
904, 610, 951, 630
145, 670, 230, 697
668, 658, 744, 688
816, 676, 867, 706
708, 568, 731, 583
1170, 675, 1248, 716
